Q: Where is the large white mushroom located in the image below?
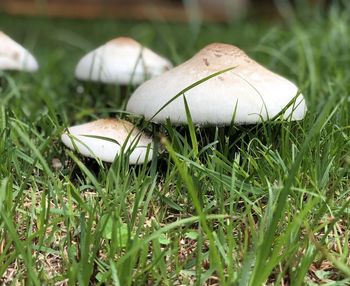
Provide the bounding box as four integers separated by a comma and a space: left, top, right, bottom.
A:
0, 31, 39, 72
61, 118, 153, 164
75, 37, 172, 85
126, 43, 307, 125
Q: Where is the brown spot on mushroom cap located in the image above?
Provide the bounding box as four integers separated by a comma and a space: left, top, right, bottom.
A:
202, 43, 247, 57
185, 42, 259, 74
12, 52, 20, 60
163, 66, 170, 72
108, 37, 140, 47
89, 118, 138, 133
86, 118, 151, 146
193, 43, 255, 68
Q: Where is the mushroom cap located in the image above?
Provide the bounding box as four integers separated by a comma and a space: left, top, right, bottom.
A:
75, 37, 173, 85
0, 31, 39, 72
126, 43, 307, 125
61, 118, 153, 164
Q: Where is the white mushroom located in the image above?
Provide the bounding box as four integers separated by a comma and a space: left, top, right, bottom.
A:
0, 31, 39, 72
61, 118, 153, 164
75, 37, 172, 85
126, 43, 307, 125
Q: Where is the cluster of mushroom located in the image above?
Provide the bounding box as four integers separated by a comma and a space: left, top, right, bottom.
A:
63, 37, 173, 164
0, 32, 307, 165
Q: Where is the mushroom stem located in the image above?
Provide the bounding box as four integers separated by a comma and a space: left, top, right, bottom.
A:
0, 73, 12, 92
0, 74, 5, 89
150, 123, 161, 177
118, 85, 133, 109
218, 126, 226, 146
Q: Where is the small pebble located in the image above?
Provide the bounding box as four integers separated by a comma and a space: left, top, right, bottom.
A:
52, 158, 63, 170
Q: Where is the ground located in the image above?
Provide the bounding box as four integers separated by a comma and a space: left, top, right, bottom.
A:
0, 2, 349, 285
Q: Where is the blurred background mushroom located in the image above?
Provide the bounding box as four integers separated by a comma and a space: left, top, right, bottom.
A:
0, 31, 39, 73
75, 37, 172, 86
74, 36, 172, 109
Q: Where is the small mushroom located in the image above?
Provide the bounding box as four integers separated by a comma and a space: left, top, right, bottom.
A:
74, 37, 172, 85
0, 31, 39, 72
61, 118, 153, 164
126, 43, 307, 125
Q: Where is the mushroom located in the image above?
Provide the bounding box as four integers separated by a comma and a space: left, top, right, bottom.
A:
61, 118, 153, 164
75, 37, 172, 85
126, 43, 307, 125
0, 31, 39, 72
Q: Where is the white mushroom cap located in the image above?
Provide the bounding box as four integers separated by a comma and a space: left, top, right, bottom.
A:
75, 37, 173, 85
61, 118, 153, 164
0, 31, 39, 72
126, 43, 307, 125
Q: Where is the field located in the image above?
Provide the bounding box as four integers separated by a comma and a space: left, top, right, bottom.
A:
0, 2, 349, 285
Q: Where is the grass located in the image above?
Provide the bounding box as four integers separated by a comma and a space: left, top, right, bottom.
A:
0, 2, 350, 285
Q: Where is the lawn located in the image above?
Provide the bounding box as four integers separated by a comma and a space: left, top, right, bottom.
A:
0, 2, 349, 285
